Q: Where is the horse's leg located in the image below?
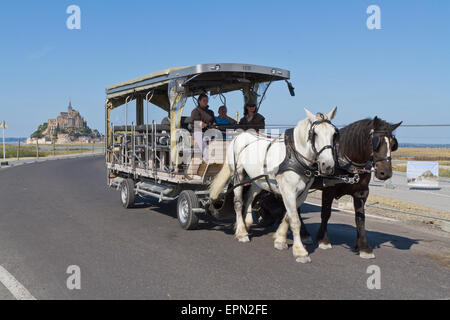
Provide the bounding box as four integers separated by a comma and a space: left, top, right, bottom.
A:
299, 211, 313, 245
273, 213, 289, 250
317, 188, 335, 250
244, 184, 261, 230
233, 169, 249, 243
353, 190, 375, 259
279, 182, 311, 263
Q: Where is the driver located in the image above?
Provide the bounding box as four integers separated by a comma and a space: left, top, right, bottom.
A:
190, 93, 216, 160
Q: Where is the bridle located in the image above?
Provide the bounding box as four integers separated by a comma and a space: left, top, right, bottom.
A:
307, 115, 340, 163
369, 129, 398, 165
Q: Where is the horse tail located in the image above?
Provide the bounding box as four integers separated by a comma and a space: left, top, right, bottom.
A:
209, 161, 231, 201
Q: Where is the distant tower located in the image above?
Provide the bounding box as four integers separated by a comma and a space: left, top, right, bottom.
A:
68, 100, 73, 112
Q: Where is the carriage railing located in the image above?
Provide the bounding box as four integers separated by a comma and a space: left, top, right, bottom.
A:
109, 120, 171, 175
107, 118, 289, 180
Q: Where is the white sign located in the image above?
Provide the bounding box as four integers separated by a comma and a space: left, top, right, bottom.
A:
407, 161, 439, 188
0, 121, 7, 129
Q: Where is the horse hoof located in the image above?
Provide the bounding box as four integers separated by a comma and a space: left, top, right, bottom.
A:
238, 236, 250, 243
296, 256, 312, 264
274, 242, 288, 251
360, 252, 375, 259
319, 243, 332, 250
301, 236, 313, 245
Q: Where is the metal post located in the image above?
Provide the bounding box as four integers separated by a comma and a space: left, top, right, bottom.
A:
125, 96, 132, 166
132, 121, 135, 170
17, 138, 20, 160
36, 139, 39, 159
2, 126, 5, 164
53, 140, 56, 157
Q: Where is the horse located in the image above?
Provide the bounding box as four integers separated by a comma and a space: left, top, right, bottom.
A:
272, 116, 402, 259
209, 107, 339, 263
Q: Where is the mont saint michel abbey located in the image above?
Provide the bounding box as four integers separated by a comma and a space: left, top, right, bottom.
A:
46, 101, 87, 136
26, 101, 102, 145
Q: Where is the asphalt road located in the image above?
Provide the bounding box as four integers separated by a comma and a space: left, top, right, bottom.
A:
0, 156, 449, 299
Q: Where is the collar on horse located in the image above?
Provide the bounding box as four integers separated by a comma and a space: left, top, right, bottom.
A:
277, 117, 339, 178
277, 128, 318, 178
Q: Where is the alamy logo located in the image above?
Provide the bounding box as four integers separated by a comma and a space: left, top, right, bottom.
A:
366, 265, 381, 290
366, 5, 381, 30
66, 5, 81, 30
66, 265, 81, 290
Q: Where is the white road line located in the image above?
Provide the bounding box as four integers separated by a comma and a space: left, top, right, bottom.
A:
0, 266, 36, 300
304, 201, 398, 222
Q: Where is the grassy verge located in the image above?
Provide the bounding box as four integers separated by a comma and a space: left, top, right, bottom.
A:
393, 147, 450, 161
0, 144, 97, 160
392, 147, 450, 178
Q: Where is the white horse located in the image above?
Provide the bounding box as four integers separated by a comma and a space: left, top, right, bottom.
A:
210, 107, 338, 263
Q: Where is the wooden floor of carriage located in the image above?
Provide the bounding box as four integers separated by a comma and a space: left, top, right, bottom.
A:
0, 155, 448, 299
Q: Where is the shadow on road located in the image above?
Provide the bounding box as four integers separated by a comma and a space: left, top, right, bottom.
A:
299, 203, 420, 254
132, 197, 419, 255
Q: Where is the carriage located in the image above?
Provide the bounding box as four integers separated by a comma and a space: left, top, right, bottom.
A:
105, 63, 295, 229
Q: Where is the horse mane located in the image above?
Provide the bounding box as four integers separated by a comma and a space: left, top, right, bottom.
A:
294, 117, 309, 146
339, 117, 392, 163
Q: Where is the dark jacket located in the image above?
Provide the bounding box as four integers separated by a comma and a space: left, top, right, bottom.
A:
239, 113, 265, 131
190, 106, 215, 130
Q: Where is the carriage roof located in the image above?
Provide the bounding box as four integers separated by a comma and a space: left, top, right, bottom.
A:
106, 63, 291, 111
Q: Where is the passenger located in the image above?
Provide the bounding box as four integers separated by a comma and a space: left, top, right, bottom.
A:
190, 93, 216, 160
239, 102, 265, 131
190, 93, 216, 129
215, 105, 237, 125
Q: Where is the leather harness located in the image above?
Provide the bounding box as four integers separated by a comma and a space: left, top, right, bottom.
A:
277, 128, 317, 178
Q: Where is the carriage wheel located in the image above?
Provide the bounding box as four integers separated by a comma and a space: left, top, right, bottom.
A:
121, 178, 136, 208
177, 190, 200, 230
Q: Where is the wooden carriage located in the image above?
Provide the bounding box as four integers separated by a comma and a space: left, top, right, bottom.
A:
105, 63, 293, 229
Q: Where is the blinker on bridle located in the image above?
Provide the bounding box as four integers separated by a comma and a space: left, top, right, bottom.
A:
369, 129, 398, 164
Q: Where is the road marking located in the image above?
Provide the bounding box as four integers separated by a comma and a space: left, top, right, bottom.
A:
304, 201, 398, 222
0, 266, 36, 300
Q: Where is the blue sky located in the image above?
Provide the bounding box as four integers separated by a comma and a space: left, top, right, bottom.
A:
0, 0, 449, 143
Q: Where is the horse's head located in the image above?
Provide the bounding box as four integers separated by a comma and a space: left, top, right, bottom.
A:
304, 107, 339, 175
371, 117, 402, 180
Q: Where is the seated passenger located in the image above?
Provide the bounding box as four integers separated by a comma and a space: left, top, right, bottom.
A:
190, 93, 216, 160
215, 105, 237, 126
190, 93, 216, 130
239, 102, 265, 131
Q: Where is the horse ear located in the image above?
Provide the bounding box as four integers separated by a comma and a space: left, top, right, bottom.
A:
372, 116, 381, 128
327, 106, 337, 120
390, 121, 403, 131
304, 108, 315, 122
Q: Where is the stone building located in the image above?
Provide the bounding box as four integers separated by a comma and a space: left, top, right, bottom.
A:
46, 101, 87, 136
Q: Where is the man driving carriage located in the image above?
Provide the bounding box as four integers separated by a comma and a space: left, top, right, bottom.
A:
190, 93, 216, 160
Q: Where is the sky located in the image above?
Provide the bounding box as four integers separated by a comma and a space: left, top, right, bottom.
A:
0, 0, 449, 144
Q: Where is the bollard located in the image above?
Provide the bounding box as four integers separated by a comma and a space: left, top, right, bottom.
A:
17, 138, 20, 160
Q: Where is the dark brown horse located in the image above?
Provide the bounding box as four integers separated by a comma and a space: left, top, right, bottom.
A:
255, 116, 402, 259
311, 117, 402, 259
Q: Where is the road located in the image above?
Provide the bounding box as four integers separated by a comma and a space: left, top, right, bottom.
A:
370, 172, 450, 212
0, 156, 449, 299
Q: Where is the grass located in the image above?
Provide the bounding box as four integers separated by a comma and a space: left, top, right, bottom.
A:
393, 147, 450, 161
0, 144, 96, 160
